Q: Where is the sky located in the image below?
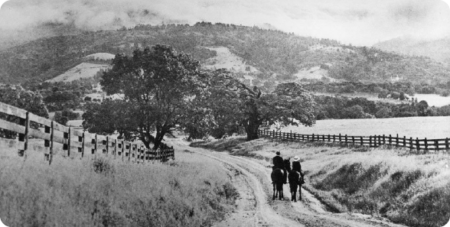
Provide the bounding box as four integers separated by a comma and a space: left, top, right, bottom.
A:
0, 0, 450, 46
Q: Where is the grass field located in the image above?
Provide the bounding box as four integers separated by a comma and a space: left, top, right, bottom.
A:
278, 116, 450, 139
197, 136, 450, 227
0, 139, 238, 227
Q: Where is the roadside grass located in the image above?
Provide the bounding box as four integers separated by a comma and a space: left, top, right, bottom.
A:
0, 139, 238, 227
196, 136, 450, 227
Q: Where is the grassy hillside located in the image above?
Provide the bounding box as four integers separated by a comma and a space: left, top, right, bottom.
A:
195, 136, 450, 227
47, 63, 110, 83
1, 23, 449, 87
0, 139, 238, 227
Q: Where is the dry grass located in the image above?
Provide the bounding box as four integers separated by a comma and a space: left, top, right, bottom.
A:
0, 140, 237, 227
198, 136, 450, 227
280, 116, 450, 139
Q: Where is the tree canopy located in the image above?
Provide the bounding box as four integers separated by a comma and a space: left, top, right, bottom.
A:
96, 45, 207, 149
198, 70, 316, 140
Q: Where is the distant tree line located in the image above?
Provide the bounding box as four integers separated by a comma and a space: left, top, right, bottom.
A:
313, 95, 450, 120
306, 81, 450, 97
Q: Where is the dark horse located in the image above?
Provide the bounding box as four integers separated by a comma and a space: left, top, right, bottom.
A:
271, 158, 291, 200
289, 159, 305, 202
271, 167, 284, 200
288, 170, 305, 202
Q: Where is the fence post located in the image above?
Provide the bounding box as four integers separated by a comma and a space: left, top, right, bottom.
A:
403, 136, 406, 148
333, 135, 335, 142
352, 136, 355, 145
67, 127, 71, 157
389, 134, 392, 145
424, 138, 428, 152
446, 138, 449, 151
312, 134, 315, 142
369, 136, 372, 147
345, 134, 348, 146
81, 132, 85, 157
410, 137, 413, 152
114, 138, 117, 158
18, 111, 30, 156
383, 134, 386, 145
328, 134, 330, 142
416, 138, 420, 152
360, 136, 363, 146
434, 140, 438, 151
128, 142, 132, 162
121, 140, 125, 161
49, 121, 54, 164
339, 133, 341, 145
94, 134, 98, 156
396, 134, 399, 147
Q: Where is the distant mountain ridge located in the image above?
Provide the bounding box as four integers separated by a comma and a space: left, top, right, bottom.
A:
373, 36, 450, 66
0, 22, 449, 88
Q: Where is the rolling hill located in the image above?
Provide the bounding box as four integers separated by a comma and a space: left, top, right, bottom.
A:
46, 63, 110, 83
374, 36, 450, 66
0, 23, 449, 88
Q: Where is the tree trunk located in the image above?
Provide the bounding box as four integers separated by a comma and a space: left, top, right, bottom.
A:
245, 118, 260, 141
152, 128, 166, 150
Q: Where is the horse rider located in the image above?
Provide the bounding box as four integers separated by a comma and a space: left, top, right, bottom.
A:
272, 151, 287, 183
292, 156, 304, 179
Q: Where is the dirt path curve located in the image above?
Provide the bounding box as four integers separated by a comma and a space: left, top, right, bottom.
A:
170, 139, 406, 227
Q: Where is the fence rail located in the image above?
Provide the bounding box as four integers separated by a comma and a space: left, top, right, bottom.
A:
258, 130, 450, 152
0, 101, 175, 164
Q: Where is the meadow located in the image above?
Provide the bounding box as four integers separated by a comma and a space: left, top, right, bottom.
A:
412, 94, 450, 107
278, 116, 450, 139
0, 139, 238, 227
198, 136, 450, 227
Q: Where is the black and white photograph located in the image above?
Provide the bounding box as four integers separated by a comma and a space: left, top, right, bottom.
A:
0, 0, 450, 226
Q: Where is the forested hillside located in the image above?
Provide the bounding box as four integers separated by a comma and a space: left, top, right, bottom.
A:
0, 22, 449, 87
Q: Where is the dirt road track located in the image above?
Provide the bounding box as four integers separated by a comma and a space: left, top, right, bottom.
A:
172, 139, 407, 227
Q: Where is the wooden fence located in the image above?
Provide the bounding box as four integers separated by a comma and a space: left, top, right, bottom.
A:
259, 129, 450, 152
0, 101, 175, 164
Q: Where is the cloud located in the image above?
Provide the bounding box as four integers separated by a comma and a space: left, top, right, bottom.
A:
0, 0, 449, 45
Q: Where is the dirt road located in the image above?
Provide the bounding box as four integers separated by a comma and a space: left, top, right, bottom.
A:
171, 139, 407, 227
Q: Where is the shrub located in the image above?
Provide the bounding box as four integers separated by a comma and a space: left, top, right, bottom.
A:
92, 158, 114, 174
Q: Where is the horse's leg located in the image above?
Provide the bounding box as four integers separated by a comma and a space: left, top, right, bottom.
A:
280, 184, 283, 200
292, 186, 297, 202
273, 184, 276, 200
290, 186, 295, 202
298, 184, 302, 201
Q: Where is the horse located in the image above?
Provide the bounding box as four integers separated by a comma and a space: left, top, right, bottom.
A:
291, 159, 305, 201
271, 166, 284, 200
271, 158, 291, 200
288, 170, 304, 202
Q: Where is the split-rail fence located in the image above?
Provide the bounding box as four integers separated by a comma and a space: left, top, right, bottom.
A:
0, 101, 174, 164
259, 129, 450, 152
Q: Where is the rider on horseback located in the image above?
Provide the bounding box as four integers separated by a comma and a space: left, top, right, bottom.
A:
272, 151, 287, 183
289, 156, 305, 202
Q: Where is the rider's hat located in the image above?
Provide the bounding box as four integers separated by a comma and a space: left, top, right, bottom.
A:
293, 156, 300, 162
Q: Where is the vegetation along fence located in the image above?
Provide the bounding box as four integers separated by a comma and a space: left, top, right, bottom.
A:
0, 101, 174, 164
259, 129, 450, 152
